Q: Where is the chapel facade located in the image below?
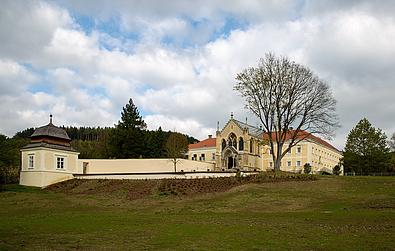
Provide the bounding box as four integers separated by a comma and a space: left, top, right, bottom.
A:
188, 115, 343, 174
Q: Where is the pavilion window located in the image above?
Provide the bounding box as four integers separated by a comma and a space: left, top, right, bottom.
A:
28, 154, 34, 169
56, 157, 65, 169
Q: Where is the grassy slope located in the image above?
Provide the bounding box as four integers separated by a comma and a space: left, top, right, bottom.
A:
0, 176, 394, 250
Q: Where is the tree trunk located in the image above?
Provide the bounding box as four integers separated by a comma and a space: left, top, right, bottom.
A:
274, 158, 281, 171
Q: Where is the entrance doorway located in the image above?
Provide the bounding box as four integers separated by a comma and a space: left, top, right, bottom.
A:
228, 156, 235, 169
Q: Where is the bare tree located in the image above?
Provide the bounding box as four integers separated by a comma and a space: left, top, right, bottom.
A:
235, 53, 339, 171
389, 133, 395, 151
166, 132, 189, 172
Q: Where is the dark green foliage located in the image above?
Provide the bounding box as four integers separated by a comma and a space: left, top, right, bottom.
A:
0, 134, 29, 184
108, 98, 147, 158
333, 165, 341, 175
303, 163, 312, 174
343, 118, 391, 174
118, 98, 147, 130
1, 98, 199, 172
13, 128, 34, 138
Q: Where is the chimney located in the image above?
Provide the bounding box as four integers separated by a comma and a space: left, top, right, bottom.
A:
208, 135, 212, 139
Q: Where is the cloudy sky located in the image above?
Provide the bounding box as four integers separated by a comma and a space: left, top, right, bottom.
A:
1, 0, 394, 149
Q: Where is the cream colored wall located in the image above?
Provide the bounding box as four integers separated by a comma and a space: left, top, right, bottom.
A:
20, 171, 74, 187
188, 147, 216, 163
20, 147, 79, 187
78, 158, 215, 174
310, 142, 342, 174
76, 171, 259, 180
261, 140, 342, 174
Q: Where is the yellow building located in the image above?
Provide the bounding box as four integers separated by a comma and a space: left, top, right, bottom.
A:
19, 116, 80, 187
261, 131, 343, 174
188, 115, 343, 174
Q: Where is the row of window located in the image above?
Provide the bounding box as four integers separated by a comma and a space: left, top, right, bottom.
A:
269, 160, 302, 167
221, 136, 258, 154
269, 146, 302, 155
27, 154, 65, 170
312, 147, 338, 159
191, 153, 216, 161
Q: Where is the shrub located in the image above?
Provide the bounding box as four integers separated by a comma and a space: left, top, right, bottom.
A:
0, 166, 20, 184
303, 163, 312, 174
333, 165, 341, 175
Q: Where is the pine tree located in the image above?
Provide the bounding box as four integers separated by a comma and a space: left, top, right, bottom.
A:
118, 98, 146, 130
109, 98, 147, 158
343, 118, 391, 174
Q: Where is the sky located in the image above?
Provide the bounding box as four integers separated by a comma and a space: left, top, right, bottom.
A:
1, 0, 394, 149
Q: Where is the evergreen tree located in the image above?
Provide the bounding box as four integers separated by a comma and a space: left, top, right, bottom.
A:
343, 118, 391, 174
109, 98, 147, 158
118, 98, 146, 130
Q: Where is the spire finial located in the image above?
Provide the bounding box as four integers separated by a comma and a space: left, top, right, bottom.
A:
231, 112, 233, 119
217, 121, 220, 131
245, 117, 248, 124
50, 114, 53, 124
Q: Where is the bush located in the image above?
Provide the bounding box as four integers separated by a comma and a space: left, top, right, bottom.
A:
333, 165, 341, 175
0, 166, 20, 184
303, 163, 312, 174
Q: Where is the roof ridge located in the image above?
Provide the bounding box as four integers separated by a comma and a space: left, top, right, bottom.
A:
233, 119, 262, 130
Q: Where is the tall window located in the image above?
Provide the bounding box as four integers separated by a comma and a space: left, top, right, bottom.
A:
222, 139, 226, 150
200, 154, 205, 161
212, 153, 215, 160
287, 161, 291, 167
238, 137, 244, 151
297, 161, 301, 166
57, 157, 65, 169
193, 154, 197, 161
28, 155, 34, 169
297, 146, 302, 154
228, 133, 237, 149
250, 139, 253, 153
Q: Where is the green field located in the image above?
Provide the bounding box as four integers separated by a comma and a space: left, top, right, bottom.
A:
1, 176, 394, 250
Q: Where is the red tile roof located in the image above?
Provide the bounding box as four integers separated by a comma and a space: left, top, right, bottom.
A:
189, 137, 216, 149
263, 130, 339, 152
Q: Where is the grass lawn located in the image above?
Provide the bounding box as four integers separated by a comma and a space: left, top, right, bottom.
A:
0, 176, 394, 250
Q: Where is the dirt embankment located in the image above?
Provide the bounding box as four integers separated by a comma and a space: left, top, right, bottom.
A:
46, 172, 317, 200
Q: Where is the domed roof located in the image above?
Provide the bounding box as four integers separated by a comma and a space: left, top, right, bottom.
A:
30, 116, 70, 140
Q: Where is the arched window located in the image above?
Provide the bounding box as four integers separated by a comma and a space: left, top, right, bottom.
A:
232, 138, 237, 148
228, 133, 237, 149
222, 139, 226, 150
239, 137, 244, 151
250, 139, 253, 153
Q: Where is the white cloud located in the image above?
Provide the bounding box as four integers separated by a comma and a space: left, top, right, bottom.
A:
0, 0, 73, 61
145, 114, 214, 139
1, 0, 395, 151
0, 60, 37, 94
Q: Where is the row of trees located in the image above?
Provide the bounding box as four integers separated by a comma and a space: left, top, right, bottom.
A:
0, 98, 195, 183
107, 98, 192, 160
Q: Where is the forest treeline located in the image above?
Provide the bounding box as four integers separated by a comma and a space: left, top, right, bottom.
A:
0, 98, 198, 183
